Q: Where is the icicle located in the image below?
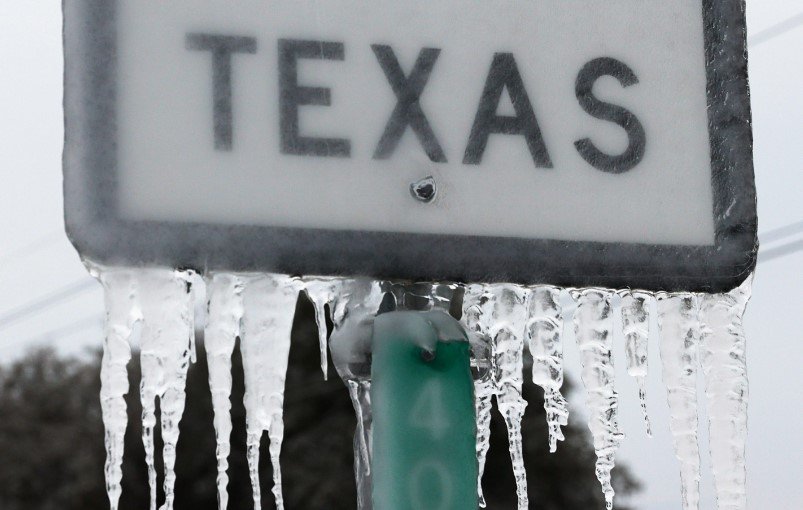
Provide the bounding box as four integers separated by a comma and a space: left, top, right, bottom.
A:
657, 292, 702, 510
526, 286, 569, 452
462, 284, 529, 510
188, 277, 198, 365
699, 278, 751, 510
347, 379, 374, 510
571, 288, 623, 510
305, 274, 384, 506
97, 269, 138, 510
493, 328, 528, 510
460, 286, 491, 508
619, 290, 653, 437
239, 274, 302, 510
329, 279, 385, 510
204, 274, 244, 510
304, 278, 343, 380
137, 269, 196, 510
472, 379, 494, 508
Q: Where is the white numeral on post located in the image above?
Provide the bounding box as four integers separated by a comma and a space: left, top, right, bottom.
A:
410, 380, 450, 439
409, 460, 454, 510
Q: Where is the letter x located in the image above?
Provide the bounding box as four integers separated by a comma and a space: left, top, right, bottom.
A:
372, 45, 447, 162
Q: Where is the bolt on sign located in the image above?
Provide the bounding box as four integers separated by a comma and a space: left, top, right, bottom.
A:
63, 0, 757, 292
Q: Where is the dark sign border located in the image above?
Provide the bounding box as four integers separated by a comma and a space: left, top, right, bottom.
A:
63, 0, 757, 293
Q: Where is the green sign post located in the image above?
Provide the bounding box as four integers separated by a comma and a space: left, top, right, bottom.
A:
371, 311, 477, 510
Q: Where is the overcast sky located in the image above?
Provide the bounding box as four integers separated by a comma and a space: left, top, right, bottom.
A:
0, 2, 801, 509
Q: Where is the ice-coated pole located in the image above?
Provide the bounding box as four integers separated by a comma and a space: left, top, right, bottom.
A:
371, 310, 478, 510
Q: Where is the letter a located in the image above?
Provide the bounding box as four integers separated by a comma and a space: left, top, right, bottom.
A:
463, 53, 552, 168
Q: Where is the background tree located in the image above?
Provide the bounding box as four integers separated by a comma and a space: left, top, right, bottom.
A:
0, 295, 639, 509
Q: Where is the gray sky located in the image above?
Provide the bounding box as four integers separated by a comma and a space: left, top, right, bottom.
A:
0, 1, 800, 509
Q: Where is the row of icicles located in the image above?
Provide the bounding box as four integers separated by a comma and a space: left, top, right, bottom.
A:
93, 265, 751, 510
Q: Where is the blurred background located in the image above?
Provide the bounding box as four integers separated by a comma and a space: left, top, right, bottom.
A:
0, 1, 800, 509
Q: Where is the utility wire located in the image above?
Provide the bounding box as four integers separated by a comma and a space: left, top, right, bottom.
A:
760, 220, 803, 245
749, 11, 803, 47
0, 314, 104, 353
0, 278, 97, 332
757, 220, 803, 263
0, 230, 62, 268
759, 239, 803, 264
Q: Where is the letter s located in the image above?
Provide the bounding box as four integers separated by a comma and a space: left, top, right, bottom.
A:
574, 57, 646, 174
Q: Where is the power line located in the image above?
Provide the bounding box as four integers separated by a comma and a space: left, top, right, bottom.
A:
0, 230, 62, 268
759, 239, 803, 263
1, 314, 104, 353
0, 278, 97, 332
757, 220, 803, 263
749, 11, 803, 47
760, 220, 803, 244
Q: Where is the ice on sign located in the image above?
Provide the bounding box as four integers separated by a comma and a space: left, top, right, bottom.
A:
64, 1, 757, 510
64, 0, 756, 292
94, 273, 753, 510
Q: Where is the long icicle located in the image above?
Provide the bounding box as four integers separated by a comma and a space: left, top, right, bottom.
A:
347, 379, 374, 510
97, 269, 138, 510
526, 286, 569, 452
304, 278, 342, 380
571, 288, 623, 510
464, 284, 530, 510
137, 269, 196, 510
494, 327, 529, 510
699, 278, 751, 510
473, 379, 494, 508
205, 274, 244, 510
619, 290, 653, 437
657, 292, 702, 510
240, 273, 302, 510
490, 285, 530, 510
462, 285, 493, 508
328, 278, 385, 510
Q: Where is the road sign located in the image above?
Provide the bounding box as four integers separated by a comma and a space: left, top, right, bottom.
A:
63, 0, 757, 292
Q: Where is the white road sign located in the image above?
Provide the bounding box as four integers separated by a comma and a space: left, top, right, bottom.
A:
63, 0, 757, 292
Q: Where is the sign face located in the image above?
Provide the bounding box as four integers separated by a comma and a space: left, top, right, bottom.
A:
64, 0, 757, 292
